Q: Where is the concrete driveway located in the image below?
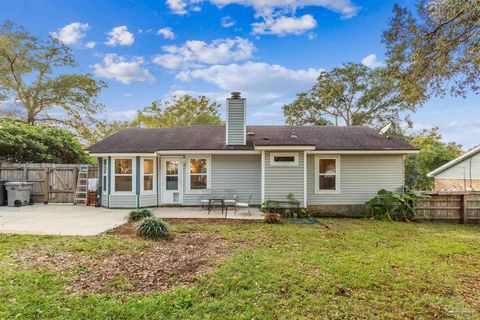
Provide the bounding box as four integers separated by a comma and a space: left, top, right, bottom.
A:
0, 204, 129, 236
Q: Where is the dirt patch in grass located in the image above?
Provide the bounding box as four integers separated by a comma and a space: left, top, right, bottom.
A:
14, 225, 231, 295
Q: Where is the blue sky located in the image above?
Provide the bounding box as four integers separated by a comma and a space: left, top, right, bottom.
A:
1, 0, 479, 149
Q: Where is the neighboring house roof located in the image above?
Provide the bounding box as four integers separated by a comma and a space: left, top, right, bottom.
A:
86, 125, 416, 154
427, 145, 480, 177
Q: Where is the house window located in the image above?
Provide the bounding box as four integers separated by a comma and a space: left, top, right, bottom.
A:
102, 158, 107, 192
142, 158, 155, 192
315, 156, 340, 193
187, 156, 210, 191
113, 158, 133, 192
270, 153, 298, 166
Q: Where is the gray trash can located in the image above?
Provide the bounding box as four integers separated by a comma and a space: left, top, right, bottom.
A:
5, 182, 34, 207
0, 179, 8, 206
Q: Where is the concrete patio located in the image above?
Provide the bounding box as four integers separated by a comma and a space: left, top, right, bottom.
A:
0, 204, 263, 236
0, 204, 129, 236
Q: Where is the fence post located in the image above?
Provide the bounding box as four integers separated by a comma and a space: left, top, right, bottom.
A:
22, 167, 28, 182
461, 193, 468, 224
44, 168, 49, 204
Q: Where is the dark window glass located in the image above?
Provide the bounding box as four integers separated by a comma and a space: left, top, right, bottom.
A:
319, 159, 336, 174
190, 175, 207, 189
319, 175, 336, 190
115, 176, 132, 192
274, 156, 295, 162
166, 176, 178, 190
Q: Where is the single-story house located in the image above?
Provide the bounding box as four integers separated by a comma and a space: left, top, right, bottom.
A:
427, 145, 480, 191
87, 92, 418, 213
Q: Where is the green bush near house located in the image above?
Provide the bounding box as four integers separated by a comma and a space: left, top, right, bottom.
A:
128, 209, 153, 222
365, 189, 425, 221
136, 217, 170, 239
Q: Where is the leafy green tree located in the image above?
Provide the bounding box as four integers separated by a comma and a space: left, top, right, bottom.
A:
283, 63, 416, 127
405, 127, 462, 190
86, 95, 223, 144
132, 95, 223, 128
0, 117, 92, 164
0, 20, 106, 137
383, 1, 480, 104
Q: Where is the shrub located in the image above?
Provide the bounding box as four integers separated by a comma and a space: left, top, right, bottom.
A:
365, 189, 425, 222
264, 213, 281, 224
260, 200, 280, 213
128, 209, 153, 222
136, 217, 170, 239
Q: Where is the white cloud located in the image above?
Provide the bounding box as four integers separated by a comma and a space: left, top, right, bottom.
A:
85, 41, 96, 48
167, 0, 359, 19
153, 37, 255, 69
361, 54, 384, 69
98, 109, 138, 122
93, 54, 155, 84
157, 27, 175, 39
50, 22, 89, 45
176, 62, 321, 101
221, 16, 236, 28
105, 26, 134, 46
252, 14, 316, 36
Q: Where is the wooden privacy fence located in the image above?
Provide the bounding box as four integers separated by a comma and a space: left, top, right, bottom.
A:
415, 191, 480, 224
0, 163, 98, 204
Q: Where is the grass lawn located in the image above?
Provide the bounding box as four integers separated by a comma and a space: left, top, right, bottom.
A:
1, 219, 480, 319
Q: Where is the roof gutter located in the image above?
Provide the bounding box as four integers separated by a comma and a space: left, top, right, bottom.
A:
155, 150, 261, 155
306, 150, 420, 155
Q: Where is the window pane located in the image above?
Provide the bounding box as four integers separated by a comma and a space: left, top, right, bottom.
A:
166, 161, 178, 175
115, 176, 132, 191
319, 159, 336, 174
144, 159, 154, 174
144, 176, 153, 191
103, 176, 107, 192
190, 159, 207, 174
319, 175, 336, 190
103, 159, 107, 174
115, 159, 132, 174
166, 176, 178, 190
274, 156, 295, 162
190, 175, 207, 189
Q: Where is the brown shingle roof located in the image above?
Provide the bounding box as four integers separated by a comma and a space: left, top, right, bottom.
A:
86, 125, 415, 153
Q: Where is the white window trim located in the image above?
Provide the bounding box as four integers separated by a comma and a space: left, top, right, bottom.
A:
111, 157, 136, 195
102, 158, 108, 193
270, 152, 299, 166
141, 157, 156, 194
186, 155, 211, 194
315, 155, 341, 194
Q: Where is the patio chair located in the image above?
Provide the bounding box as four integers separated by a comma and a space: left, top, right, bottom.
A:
224, 189, 237, 207
235, 193, 255, 215
198, 196, 209, 210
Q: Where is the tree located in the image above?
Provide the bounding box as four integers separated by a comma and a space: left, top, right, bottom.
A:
0, 20, 106, 137
383, 1, 480, 105
85, 95, 223, 144
132, 95, 223, 128
0, 117, 92, 164
283, 63, 416, 127
405, 127, 462, 190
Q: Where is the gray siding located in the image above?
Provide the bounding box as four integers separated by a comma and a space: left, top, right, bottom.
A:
182, 154, 261, 205
264, 151, 305, 206
436, 152, 480, 179
109, 194, 137, 208
226, 99, 245, 145
101, 192, 108, 207
307, 154, 404, 205
140, 194, 157, 207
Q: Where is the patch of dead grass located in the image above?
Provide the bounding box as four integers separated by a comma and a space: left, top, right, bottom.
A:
14, 224, 231, 295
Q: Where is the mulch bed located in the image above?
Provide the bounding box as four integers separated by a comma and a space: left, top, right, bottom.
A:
14, 224, 231, 295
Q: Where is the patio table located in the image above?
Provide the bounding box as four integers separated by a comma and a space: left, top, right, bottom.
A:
207, 198, 226, 217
